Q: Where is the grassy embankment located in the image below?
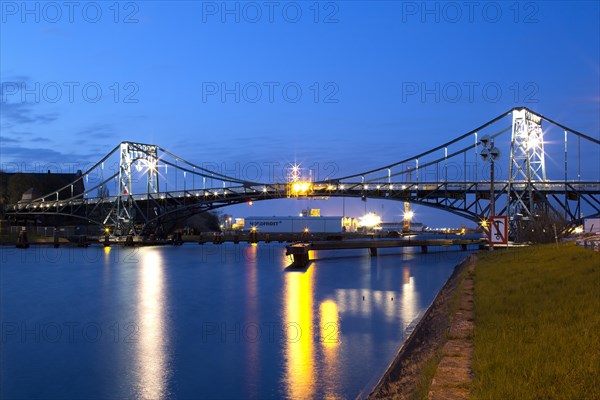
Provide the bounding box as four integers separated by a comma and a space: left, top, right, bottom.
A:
473, 242, 600, 399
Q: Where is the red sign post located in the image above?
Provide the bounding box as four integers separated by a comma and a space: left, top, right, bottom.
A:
489, 216, 508, 246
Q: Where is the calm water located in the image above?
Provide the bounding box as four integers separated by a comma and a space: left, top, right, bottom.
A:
1, 242, 472, 399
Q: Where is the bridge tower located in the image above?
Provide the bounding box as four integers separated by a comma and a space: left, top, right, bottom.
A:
110, 142, 159, 235
507, 109, 547, 235
403, 202, 411, 232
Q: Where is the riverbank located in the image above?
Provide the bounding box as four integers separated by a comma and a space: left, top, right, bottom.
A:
368, 253, 475, 399
369, 242, 600, 399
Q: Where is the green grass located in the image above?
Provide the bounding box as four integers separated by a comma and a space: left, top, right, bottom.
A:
473, 243, 600, 399
411, 351, 445, 400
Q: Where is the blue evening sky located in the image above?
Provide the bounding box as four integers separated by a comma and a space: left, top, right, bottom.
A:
1, 1, 599, 227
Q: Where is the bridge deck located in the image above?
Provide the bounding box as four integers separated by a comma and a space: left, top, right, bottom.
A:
285, 238, 485, 267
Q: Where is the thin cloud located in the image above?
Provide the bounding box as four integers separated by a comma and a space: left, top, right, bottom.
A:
0, 136, 21, 144
1, 75, 60, 126
75, 123, 118, 139
0, 145, 105, 167
0, 102, 59, 126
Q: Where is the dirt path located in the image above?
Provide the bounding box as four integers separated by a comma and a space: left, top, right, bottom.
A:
427, 263, 474, 399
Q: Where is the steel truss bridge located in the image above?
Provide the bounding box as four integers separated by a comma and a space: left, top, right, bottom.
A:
5, 107, 600, 238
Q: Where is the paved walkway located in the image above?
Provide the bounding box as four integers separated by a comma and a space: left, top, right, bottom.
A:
428, 263, 475, 399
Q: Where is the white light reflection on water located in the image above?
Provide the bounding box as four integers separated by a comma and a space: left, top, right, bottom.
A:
135, 248, 170, 399
244, 244, 260, 398
400, 266, 419, 329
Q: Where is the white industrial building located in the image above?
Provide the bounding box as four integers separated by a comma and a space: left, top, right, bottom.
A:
244, 216, 352, 233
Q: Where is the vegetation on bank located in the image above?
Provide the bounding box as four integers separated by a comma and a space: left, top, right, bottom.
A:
473, 243, 600, 399
410, 264, 472, 399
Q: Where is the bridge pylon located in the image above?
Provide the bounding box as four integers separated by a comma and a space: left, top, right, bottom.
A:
108, 142, 159, 236
507, 108, 547, 235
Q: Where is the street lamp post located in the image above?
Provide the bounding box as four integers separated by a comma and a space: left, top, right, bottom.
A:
480, 135, 500, 251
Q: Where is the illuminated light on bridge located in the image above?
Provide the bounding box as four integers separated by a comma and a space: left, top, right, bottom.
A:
526, 135, 542, 150
289, 181, 313, 196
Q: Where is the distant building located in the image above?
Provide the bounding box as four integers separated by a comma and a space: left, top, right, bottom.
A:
219, 213, 233, 229
19, 188, 41, 202
1, 170, 85, 206
231, 218, 245, 230
245, 216, 346, 233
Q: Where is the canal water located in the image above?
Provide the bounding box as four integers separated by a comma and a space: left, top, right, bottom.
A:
1, 243, 472, 399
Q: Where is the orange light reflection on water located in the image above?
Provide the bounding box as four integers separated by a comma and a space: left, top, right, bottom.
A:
283, 266, 315, 400
320, 299, 341, 399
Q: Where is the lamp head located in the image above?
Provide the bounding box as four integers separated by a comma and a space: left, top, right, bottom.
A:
480, 148, 490, 162
480, 134, 491, 146
489, 147, 501, 160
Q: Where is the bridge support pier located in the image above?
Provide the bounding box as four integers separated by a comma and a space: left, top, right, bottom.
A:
16, 230, 29, 249
369, 247, 377, 256
286, 244, 311, 268
173, 232, 183, 245
54, 229, 61, 248
292, 253, 309, 268
249, 231, 258, 244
